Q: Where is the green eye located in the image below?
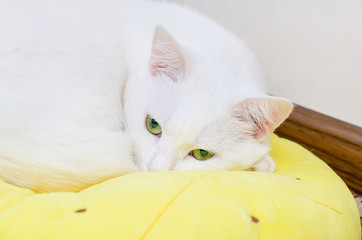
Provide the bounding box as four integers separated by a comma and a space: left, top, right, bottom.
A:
146, 115, 162, 135
190, 149, 214, 161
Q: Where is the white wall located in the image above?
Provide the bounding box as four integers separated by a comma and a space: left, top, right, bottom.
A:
174, 0, 362, 126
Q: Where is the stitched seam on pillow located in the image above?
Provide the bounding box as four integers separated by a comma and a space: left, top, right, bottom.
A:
139, 174, 207, 240
292, 193, 342, 215
249, 182, 343, 215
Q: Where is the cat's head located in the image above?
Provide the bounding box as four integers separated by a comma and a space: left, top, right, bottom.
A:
124, 26, 293, 172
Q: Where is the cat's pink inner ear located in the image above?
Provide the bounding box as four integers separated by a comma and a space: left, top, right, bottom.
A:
235, 97, 293, 139
149, 26, 186, 82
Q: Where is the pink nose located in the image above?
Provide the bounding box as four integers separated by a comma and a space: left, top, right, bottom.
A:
147, 162, 158, 172
146, 156, 170, 172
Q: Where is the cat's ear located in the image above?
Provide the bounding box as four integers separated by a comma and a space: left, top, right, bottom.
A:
149, 26, 186, 82
234, 97, 293, 140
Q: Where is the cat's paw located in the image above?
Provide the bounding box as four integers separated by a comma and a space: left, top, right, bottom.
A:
253, 155, 276, 172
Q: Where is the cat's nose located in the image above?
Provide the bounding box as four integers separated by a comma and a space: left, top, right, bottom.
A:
147, 163, 158, 172
147, 156, 171, 172
147, 161, 162, 172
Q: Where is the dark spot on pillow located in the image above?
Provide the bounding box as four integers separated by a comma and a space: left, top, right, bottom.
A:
296, 178, 301, 180
75, 208, 87, 213
251, 216, 259, 223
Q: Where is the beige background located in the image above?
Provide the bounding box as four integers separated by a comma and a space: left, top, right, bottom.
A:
174, 0, 362, 126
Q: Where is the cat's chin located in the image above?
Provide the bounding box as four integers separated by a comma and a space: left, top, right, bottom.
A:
252, 155, 276, 173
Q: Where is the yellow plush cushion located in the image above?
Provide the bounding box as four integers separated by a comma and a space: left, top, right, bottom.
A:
0, 135, 360, 239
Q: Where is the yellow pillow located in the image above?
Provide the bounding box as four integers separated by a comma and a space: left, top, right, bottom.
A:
0, 135, 360, 239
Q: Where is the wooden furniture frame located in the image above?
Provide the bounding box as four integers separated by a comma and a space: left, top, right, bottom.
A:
275, 105, 362, 195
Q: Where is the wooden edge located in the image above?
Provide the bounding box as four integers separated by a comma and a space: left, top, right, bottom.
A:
275, 104, 362, 195
287, 105, 362, 146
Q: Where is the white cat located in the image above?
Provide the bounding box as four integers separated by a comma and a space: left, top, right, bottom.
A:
0, 0, 292, 192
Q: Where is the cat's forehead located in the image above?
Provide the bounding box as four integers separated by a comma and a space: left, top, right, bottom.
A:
173, 106, 251, 147
151, 88, 251, 152
147, 70, 241, 116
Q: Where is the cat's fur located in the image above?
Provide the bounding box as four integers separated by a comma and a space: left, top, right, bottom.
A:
0, 0, 292, 192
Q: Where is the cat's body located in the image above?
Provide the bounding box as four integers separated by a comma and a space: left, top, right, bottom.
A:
0, 0, 292, 192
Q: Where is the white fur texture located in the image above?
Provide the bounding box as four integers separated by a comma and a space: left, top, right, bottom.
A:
0, 0, 292, 192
